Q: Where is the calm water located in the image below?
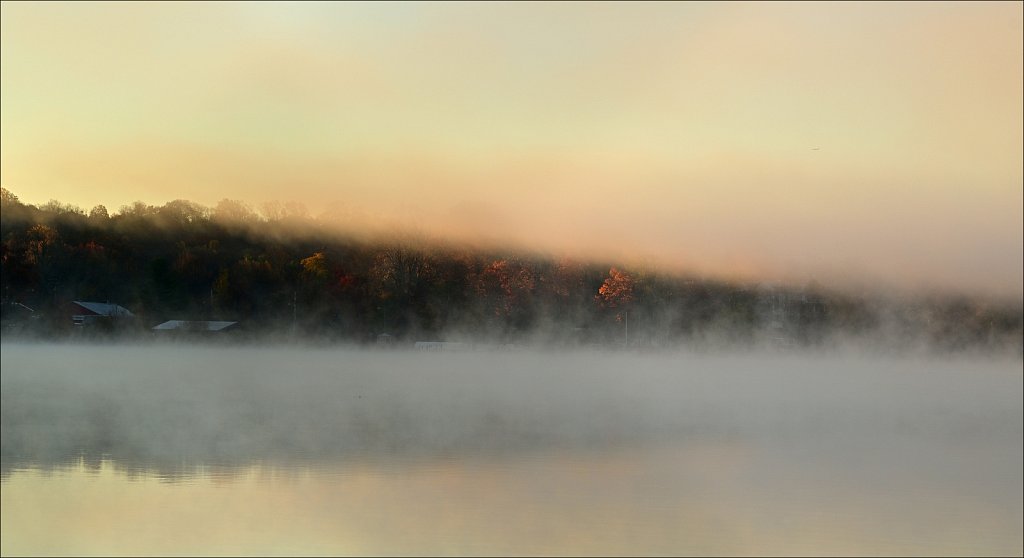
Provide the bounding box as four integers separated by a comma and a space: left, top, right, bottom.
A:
2, 343, 1021, 556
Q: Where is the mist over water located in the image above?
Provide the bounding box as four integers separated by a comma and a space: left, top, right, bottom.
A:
2, 342, 1021, 555
2, 1, 1021, 554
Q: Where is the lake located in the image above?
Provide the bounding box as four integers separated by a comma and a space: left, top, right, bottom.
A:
2, 343, 1021, 556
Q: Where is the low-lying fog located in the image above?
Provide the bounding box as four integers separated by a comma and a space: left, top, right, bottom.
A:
2, 343, 1020, 475
2, 342, 1021, 556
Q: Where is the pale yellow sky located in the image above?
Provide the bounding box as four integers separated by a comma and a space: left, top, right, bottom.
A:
2, 1, 1021, 298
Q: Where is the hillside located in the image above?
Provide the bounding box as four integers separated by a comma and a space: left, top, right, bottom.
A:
1, 188, 1020, 353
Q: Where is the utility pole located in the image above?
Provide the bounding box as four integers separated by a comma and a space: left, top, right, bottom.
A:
624, 310, 629, 348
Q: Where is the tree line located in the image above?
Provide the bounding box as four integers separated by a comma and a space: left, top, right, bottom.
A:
1, 188, 1020, 353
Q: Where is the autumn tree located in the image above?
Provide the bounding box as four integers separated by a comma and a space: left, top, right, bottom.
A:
596, 267, 634, 315
476, 258, 536, 332
592, 266, 635, 346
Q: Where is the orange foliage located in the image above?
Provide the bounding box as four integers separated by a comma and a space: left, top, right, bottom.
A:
479, 259, 535, 316
596, 267, 634, 309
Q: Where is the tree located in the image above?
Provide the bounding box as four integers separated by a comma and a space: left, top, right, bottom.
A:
367, 245, 437, 334
158, 200, 208, 226
39, 200, 84, 215
596, 267, 635, 313
301, 252, 329, 282
260, 200, 285, 222
477, 258, 536, 326
1, 187, 21, 208
596, 267, 635, 345
118, 201, 154, 218
214, 199, 257, 224
89, 205, 110, 220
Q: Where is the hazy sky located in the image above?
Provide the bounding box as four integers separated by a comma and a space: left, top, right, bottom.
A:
2, 1, 1021, 298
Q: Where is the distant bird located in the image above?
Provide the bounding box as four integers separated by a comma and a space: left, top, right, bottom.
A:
810, 147, 821, 151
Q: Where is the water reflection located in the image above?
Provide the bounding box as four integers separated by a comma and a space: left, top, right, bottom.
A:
2, 344, 1022, 555
4, 442, 1021, 556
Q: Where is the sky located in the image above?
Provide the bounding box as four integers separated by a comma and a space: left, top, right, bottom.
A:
2, 1, 1021, 299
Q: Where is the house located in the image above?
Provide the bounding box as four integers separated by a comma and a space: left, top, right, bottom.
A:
70, 301, 134, 326
152, 320, 238, 333
1, 302, 37, 332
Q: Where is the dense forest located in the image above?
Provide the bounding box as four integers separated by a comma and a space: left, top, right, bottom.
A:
1, 188, 1020, 353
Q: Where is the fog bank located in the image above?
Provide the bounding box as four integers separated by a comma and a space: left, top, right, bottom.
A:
3, 343, 1020, 480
